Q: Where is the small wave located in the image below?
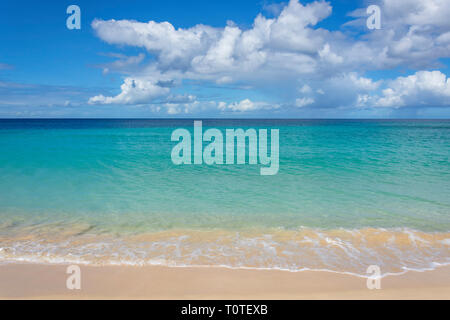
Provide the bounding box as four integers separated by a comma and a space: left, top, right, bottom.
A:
0, 227, 449, 277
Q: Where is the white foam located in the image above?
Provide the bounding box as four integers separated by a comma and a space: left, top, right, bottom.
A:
1, 227, 449, 278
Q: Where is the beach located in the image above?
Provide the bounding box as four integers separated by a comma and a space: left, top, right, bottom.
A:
2, 0, 450, 303
0, 119, 449, 299
0, 263, 449, 299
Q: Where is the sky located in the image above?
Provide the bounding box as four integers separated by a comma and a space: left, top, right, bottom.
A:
0, 0, 450, 118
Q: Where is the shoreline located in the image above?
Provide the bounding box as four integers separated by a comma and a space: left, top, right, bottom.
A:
1, 227, 448, 277
0, 263, 449, 300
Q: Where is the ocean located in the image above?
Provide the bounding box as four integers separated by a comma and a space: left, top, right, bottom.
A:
0, 119, 449, 276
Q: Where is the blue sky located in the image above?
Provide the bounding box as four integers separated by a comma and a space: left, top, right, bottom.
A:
0, 0, 449, 118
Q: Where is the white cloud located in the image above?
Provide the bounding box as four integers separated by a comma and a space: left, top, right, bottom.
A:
163, 101, 200, 115
92, 19, 218, 70
88, 78, 169, 105
375, 71, 450, 107
318, 43, 343, 65
291, 73, 381, 109
347, 73, 380, 91
218, 99, 279, 112
166, 94, 196, 104
382, 0, 450, 28
88, 0, 450, 114
295, 97, 315, 107
91, 0, 333, 80
436, 32, 450, 44
299, 84, 312, 94
344, 0, 450, 69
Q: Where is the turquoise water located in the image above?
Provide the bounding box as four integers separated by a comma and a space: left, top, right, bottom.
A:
0, 119, 449, 274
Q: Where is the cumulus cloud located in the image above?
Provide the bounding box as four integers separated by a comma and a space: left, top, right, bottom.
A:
318, 43, 343, 65
88, 78, 169, 105
162, 101, 202, 115
88, 0, 450, 114
346, 73, 381, 91
299, 84, 312, 94
382, 0, 450, 28
375, 71, 450, 107
295, 97, 315, 107
92, 0, 333, 78
289, 72, 381, 109
345, 0, 450, 69
218, 99, 279, 112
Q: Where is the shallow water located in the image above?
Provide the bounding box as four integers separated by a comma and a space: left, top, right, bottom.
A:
0, 119, 449, 275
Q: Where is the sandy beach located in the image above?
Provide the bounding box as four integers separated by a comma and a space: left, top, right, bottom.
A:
0, 263, 449, 300
2, 0, 450, 305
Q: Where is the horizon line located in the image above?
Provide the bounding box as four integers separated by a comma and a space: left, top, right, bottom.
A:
0, 118, 449, 121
